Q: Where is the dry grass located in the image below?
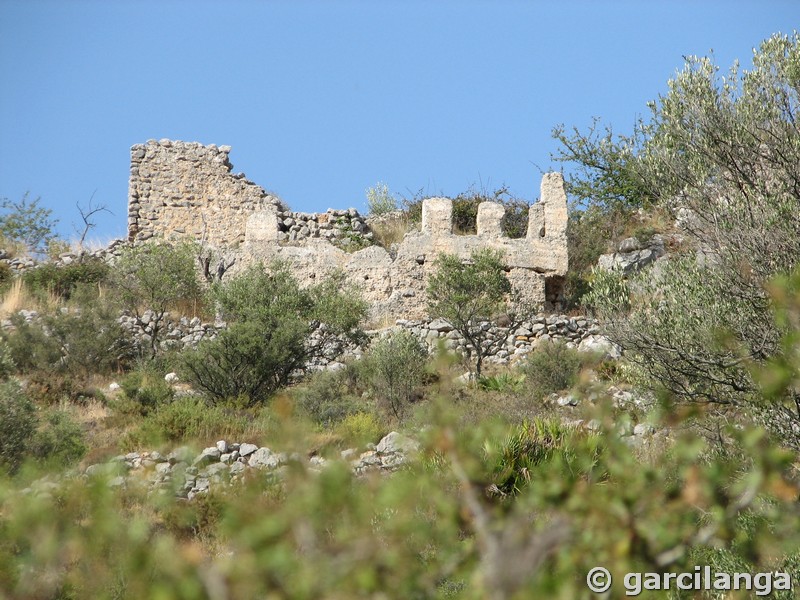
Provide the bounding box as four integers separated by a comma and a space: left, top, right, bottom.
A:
0, 279, 60, 318
370, 214, 416, 250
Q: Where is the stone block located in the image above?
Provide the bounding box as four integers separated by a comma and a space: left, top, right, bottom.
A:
421, 198, 452, 235
476, 201, 505, 237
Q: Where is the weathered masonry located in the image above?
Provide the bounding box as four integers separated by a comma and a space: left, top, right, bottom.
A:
128, 139, 569, 321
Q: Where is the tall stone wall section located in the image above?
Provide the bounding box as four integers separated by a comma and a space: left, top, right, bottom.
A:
127, 140, 569, 322
128, 139, 284, 246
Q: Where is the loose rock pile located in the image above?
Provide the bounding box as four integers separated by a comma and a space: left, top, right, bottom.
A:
597, 235, 667, 274
275, 207, 374, 247
396, 314, 617, 364
117, 312, 219, 353
0, 239, 129, 275
72, 431, 421, 500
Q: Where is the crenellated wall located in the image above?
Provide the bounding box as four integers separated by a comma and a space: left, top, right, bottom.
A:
127, 140, 569, 322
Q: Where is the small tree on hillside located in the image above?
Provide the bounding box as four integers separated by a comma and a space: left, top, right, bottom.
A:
428, 248, 528, 378
111, 242, 202, 357
0, 193, 59, 257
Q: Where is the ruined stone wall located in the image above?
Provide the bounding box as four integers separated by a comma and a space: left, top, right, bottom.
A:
128, 139, 284, 246
127, 140, 569, 322
240, 172, 568, 322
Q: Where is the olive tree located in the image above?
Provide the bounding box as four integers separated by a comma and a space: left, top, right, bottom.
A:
428, 248, 529, 378
111, 241, 202, 357
576, 33, 800, 444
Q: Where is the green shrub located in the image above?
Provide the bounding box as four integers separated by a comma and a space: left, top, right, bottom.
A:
119, 369, 174, 415
523, 341, 584, 400
1, 313, 61, 374
2, 290, 133, 380
0, 193, 58, 256
334, 411, 384, 447
23, 258, 109, 301
0, 380, 36, 474
483, 418, 599, 497
110, 241, 202, 357
294, 367, 365, 426
0, 341, 15, 380
366, 182, 397, 216
477, 372, 526, 393
29, 410, 86, 468
121, 396, 250, 448
362, 330, 427, 419
182, 264, 367, 405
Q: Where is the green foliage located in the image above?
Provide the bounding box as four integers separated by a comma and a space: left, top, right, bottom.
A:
401, 186, 529, 238
0, 380, 36, 474
551, 116, 651, 212
332, 217, 373, 252
111, 241, 202, 357
562, 204, 633, 308
334, 411, 384, 447
523, 341, 584, 400
294, 367, 365, 426
3, 397, 799, 598
361, 329, 427, 419
0, 192, 59, 256
121, 396, 251, 448
119, 369, 175, 415
22, 257, 109, 301
29, 409, 87, 468
477, 372, 526, 394
428, 248, 525, 376
365, 182, 397, 216
559, 33, 800, 431
182, 264, 367, 405
483, 418, 599, 497
0, 342, 15, 381
2, 289, 133, 382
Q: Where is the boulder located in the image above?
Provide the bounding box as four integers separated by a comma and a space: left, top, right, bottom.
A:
376, 431, 419, 455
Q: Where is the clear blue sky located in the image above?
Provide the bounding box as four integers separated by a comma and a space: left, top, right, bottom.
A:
0, 0, 797, 243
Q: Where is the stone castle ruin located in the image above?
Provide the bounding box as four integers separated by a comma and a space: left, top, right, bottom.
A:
128, 139, 569, 322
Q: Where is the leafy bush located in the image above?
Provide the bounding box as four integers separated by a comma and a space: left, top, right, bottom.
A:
428, 248, 530, 377
0, 380, 36, 474
22, 257, 109, 301
110, 241, 202, 357
400, 186, 529, 238
294, 367, 365, 426
1, 290, 134, 401
119, 369, 175, 415
0, 193, 58, 256
362, 329, 427, 419
182, 264, 367, 405
477, 372, 526, 393
366, 182, 397, 216
29, 409, 86, 468
334, 411, 384, 447
483, 418, 599, 497
523, 341, 584, 400
121, 396, 251, 448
